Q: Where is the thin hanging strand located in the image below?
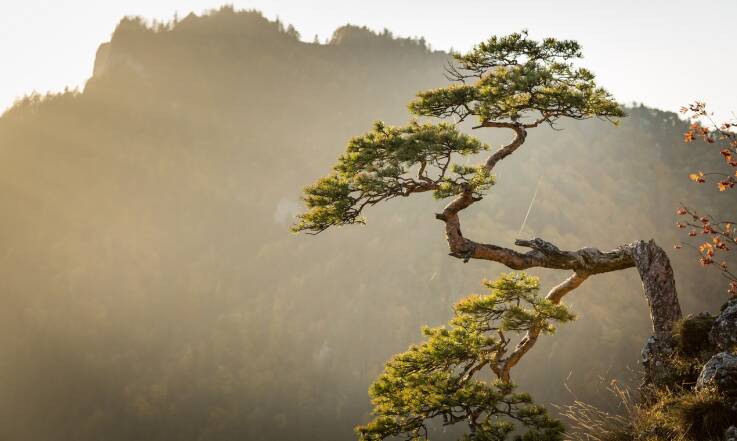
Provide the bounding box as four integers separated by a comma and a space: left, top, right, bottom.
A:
518, 174, 543, 237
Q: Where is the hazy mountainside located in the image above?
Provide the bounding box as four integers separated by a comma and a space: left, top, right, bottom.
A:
0, 7, 730, 441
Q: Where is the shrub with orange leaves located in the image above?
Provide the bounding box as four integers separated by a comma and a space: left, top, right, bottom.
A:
677, 102, 737, 297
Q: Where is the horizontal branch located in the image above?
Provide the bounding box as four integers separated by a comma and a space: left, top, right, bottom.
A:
434, 213, 638, 274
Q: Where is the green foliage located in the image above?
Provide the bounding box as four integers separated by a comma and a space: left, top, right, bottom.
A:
409, 31, 624, 124
434, 164, 495, 200
454, 273, 575, 334
356, 273, 572, 441
293, 121, 489, 232
294, 31, 624, 234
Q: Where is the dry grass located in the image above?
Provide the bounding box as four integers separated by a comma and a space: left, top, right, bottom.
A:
559, 400, 632, 441
558, 381, 637, 441
560, 381, 734, 441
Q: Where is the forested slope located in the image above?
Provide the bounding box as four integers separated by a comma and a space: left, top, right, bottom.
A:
0, 7, 729, 441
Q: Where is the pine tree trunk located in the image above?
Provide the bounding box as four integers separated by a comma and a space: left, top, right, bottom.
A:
632, 240, 683, 387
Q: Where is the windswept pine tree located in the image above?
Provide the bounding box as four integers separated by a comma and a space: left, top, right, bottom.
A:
296, 31, 685, 439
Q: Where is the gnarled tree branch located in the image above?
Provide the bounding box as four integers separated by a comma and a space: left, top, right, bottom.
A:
433, 125, 683, 383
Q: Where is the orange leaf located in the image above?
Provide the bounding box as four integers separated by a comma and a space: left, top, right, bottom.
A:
689, 172, 705, 183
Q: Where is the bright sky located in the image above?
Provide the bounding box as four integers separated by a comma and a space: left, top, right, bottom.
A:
1, 0, 735, 120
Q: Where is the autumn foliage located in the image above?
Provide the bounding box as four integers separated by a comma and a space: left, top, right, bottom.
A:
677, 102, 737, 296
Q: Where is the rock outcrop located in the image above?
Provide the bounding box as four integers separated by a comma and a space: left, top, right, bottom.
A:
711, 298, 737, 351
697, 352, 737, 403
726, 425, 737, 441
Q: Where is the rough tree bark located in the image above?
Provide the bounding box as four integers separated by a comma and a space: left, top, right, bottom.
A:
436, 124, 683, 384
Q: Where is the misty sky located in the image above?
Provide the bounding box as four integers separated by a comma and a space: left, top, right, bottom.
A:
1, 0, 735, 120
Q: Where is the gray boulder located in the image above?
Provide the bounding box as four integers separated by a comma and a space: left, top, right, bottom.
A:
711, 298, 737, 351
697, 352, 737, 399
727, 425, 737, 441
